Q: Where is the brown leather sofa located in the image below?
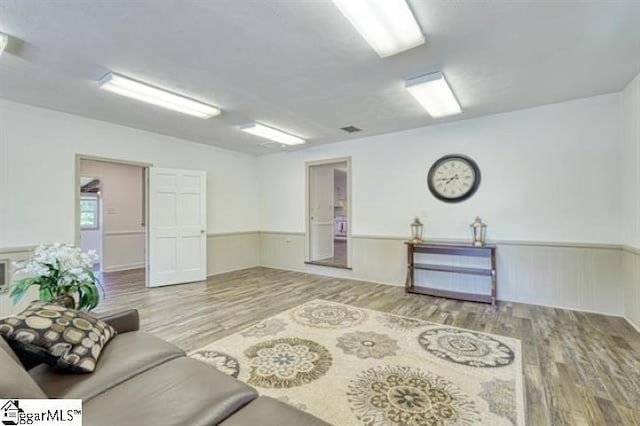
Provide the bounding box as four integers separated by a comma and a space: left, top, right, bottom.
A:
0, 309, 329, 426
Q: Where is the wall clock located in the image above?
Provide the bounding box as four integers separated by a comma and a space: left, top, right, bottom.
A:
427, 154, 481, 203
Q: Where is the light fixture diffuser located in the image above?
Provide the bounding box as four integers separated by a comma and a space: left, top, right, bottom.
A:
0, 33, 8, 56
98, 73, 221, 118
332, 0, 424, 58
405, 72, 462, 118
239, 122, 305, 146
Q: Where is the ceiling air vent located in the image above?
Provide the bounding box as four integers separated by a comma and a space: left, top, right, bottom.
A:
340, 126, 362, 133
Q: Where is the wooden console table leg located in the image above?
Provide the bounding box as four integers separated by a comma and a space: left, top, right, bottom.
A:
405, 243, 414, 292
490, 248, 497, 306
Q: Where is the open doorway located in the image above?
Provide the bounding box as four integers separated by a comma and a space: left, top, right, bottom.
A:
77, 158, 147, 289
306, 158, 351, 269
79, 177, 103, 271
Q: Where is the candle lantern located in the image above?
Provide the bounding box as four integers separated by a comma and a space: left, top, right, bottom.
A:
470, 216, 487, 247
410, 217, 424, 243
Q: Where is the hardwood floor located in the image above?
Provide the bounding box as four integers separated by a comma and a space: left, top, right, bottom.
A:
95, 267, 640, 426
314, 240, 348, 268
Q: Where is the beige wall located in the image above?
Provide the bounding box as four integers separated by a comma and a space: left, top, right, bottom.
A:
80, 160, 146, 272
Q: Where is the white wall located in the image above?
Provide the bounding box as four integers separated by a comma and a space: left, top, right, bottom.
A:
80, 228, 102, 263
621, 72, 640, 330
80, 160, 145, 272
259, 93, 623, 244
0, 89, 634, 319
621, 73, 640, 249
0, 99, 259, 248
257, 93, 628, 316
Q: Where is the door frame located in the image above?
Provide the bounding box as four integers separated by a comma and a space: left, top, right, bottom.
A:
74, 154, 152, 286
305, 156, 352, 268
78, 176, 103, 272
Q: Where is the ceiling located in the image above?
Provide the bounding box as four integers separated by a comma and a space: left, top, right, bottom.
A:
0, 1, 638, 155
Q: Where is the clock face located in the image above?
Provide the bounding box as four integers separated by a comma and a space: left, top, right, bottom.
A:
427, 155, 481, 202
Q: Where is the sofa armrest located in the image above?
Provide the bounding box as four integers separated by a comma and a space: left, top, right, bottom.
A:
98, 309, 140, 333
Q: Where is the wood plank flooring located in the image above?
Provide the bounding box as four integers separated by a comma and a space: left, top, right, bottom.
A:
95, 267, 640, 426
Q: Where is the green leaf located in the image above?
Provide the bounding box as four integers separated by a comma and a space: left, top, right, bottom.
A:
77, 283, 100, 311
39, 286, 54, 302
10, 277, 39, 305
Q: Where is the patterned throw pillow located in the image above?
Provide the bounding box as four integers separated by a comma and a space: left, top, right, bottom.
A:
0, 301, 116, 373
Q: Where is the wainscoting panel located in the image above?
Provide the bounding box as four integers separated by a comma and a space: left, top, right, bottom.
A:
0, 236, 630, 319
0, 246, 38, 317
496, 244, 622, 314
258, 232, 625, 316
102, 231, 145, 272
623, 247, 640, 331
207, 232, 260, 276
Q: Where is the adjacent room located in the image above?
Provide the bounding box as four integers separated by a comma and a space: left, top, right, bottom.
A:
0, 1, 639, 425
78, 159, 147, 278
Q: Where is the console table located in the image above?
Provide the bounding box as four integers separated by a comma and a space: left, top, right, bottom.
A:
405, 242, 497, 305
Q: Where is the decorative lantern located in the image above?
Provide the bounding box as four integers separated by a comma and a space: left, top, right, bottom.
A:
470, 217, 487, 247
410, 217, 424, 243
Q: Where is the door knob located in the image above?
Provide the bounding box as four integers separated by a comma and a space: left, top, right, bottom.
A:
200, 230, 205, 234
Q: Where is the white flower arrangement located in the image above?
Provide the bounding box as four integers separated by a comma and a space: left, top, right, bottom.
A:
11, 243, 102, 311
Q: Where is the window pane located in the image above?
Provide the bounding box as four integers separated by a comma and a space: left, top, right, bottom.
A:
81, 212, 96, 226
80, 197, 99, 229
81, 199, 96, 212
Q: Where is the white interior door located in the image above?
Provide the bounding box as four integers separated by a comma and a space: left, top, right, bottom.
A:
148, 168, 207, 287
310, 165, 334, 261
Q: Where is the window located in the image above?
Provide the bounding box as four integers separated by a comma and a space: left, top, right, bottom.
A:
80, 195, 100, 229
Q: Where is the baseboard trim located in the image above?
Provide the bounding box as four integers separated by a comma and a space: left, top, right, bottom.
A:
258, 264, 401, 288
256, 264, 625, 317
497, 296, 624, 318
102, 263, 145, 273
624, 316, 640, 334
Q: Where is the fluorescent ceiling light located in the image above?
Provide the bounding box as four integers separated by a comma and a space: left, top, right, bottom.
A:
239, 122, 305, 146
0, 33, 8, 56
405, 72, 462, 118
98, 72, 221, 119
332, 0, 424, 58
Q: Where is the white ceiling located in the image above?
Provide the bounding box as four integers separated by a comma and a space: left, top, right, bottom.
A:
0, 1, 638, 155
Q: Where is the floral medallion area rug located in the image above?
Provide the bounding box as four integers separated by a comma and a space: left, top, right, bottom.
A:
189, 300, 525, 426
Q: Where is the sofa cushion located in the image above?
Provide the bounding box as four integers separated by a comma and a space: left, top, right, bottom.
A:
29, 331, 184, 400
83, 357, 258, 426
0, 301, 116, 373
0, 337, 47, 399
219, 397, 330, 426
